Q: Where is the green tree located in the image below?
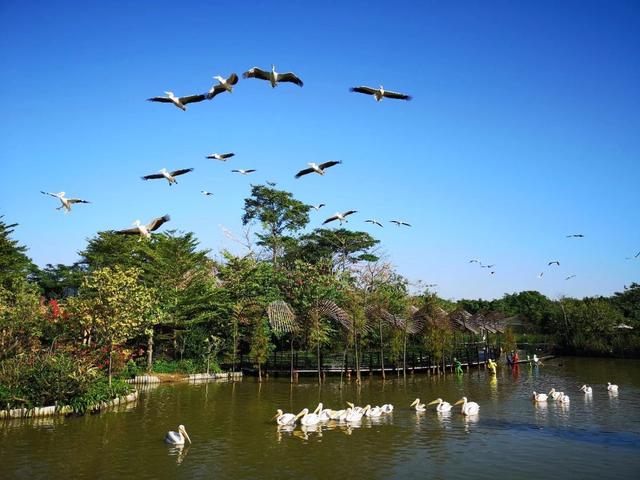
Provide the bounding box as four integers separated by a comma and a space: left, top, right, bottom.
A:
293, 228, 379, 271
242, 184, 310, 266
0, 217, 35, 290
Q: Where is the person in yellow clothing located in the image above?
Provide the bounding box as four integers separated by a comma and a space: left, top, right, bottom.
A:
487, 358, 497, 375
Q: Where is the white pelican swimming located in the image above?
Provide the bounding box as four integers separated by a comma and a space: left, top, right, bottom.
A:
322, 210, 357, 225
272, 409, 302, 426
329, 408, 347, 421
410, 398, 426, 412
558, 393, 570, 403
148, 91, 212, 111
40, 191, 90, 213
141, 168, 194, 185
380, 404, 394, 414
548, 388, 563, 401
295, 161, 341, 179
454, 397, 480, 415
580, 384, 593, 394
206, 152, 235, 161
427, 398, 452, 412
114, 214, 171, 239
532, 391, 548, 402
243, 65, 303, 87
165, 425, 192, 445
298, 408, 321, 426
365, 406, 384, 418
313, 403, 333, 422
350, 85, 412, 102
345, 405, 369, 423
208, 73, 239, 98
607, 382, 619, 393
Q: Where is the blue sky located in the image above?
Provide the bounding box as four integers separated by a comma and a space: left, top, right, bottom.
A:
1, 0, 638, 300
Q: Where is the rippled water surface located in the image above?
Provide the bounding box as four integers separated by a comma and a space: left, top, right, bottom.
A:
2, 357, 640, 479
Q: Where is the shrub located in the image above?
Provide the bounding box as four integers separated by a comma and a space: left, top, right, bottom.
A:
152, 358, 220, 374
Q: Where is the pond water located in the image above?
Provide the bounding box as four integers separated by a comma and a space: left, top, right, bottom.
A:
2, 357, 640, 479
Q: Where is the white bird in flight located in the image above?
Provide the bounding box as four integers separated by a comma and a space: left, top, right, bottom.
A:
565, 274, 576, 281
243, 65, 303, 87
537, 272, 544, 279
147, 91, 212, 111
231, 169, 257, 175
114, 214, 171, 239
310, 203, 326, 211
206, 152, 235, 161
40, 191, 90, 213
350, 85, 412, 102
201, 191, 214, 196
141, 168, 194, 186
323, 210, 357, 225
165, 425, 191, 445
389, 220, 411, 227
365, 219, 384, 227
295, 161, 341, 179
208, 73, 239, 98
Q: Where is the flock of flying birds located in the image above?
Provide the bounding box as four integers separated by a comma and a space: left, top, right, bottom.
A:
40, 64, 415, 238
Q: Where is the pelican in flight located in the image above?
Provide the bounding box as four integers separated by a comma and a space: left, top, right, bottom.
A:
114, 214, 171, 239
537, 272, 544, 279
165, 425, 191, 445
310, 203, 326, 211
272, 409, 303, 426
454, 397, 480, 415
243, 65, 303, 87
201, 191, 214, 196
231, 169, 256, 175
532, 391, 548, 402
365, 219, 383, 227
410, 399, 426, 412
427, 398, 452, 412
147, 91, 212, 111
469, 259, 481, 264
565, 274, 576, 281
481, 264, 495, 269
206, 152, 235, 161
323, 210, 357, 225
350, 85, 412, 102
295, 161, 341, 179
390, 220, 411, 227
141, 168, 194, 185
566, 234, 584, 238
380, 404, 394, 414
580, 385, 592, 394
607, 382, 619, 393
40, 191, 90, 213
208, 73, 239, 98
548, 261, 560, 266
548, 388, 563, 401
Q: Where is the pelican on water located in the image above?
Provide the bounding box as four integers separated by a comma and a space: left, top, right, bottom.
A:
40, 191, 90, 213
350, 85, 412, 101
365, 405, 384, 418
208, 73, 239, 98
607, 382, 619, 393
147, 91, 212, 111
141, 168, 194, 185
365, 219, 384, 227
206, 152, 235, 161
295, 161, 341, 179
231, 169, 257, 175
114, 214, 171, 239
410, 399, 426, 412
243, 65, 303, 87
580, 385, 593, 394
380, 404, 394, 414
427, 398, 452, 412
454, 397, 480, 415
548, 388, 563, 401
298, 408, 321, 426
313, 403, 333, 422
345, 404, 369, 423
323, 210, 357, 225
558, 393, 570, 403
272, 409, 303, 426
165, 425, 191, 445
532, 392, 548, 402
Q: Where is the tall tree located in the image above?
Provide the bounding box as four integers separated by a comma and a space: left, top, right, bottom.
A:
0, 217, 35, 290
242, 184, 310, 266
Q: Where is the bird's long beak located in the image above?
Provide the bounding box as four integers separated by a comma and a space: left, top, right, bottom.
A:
182, 428, 192, 444
313, 404, 322, 415
454, 399, 464, 406
346, 401, 355, 408
294, 410, 306, 420
427, 399, 439, 406
270, 412, 280, 421
363, 405, 371, 412
410, 399, 418, 407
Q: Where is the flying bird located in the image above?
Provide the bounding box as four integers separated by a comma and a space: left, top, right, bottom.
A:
206, 152, 235, 161
469, 259, 481, 264
147, 91, 212, 111
231, 169, 256, 175
537, 272, 544, 279
141, 168, 194, 185
481, 264, 495, 269
565, 274, 576, 280
40, 191, 90, 213
207, 73, 239, 98
114, 214, 171, 239
243, 65, 303, 87
350, 85, 412, 102
389, 220, 411, 227
566, 234, 584, 238
490, 271, 496, 275
365, 219, 384, 227
310, 203, 326, 211
548, 261, 560, 266
201, 191, 214, 196
323, 210, 357, 225
425, 284, 438, 288
295, 161, 341, 179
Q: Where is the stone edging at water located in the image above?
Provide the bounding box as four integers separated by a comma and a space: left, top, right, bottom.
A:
125, 372, 243, 384
0, 391, 138, 420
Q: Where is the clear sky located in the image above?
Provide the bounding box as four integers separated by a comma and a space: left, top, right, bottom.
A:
1, 0, 638, 300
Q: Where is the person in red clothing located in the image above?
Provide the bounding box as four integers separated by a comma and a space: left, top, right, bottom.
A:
513, 351, 520, 364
